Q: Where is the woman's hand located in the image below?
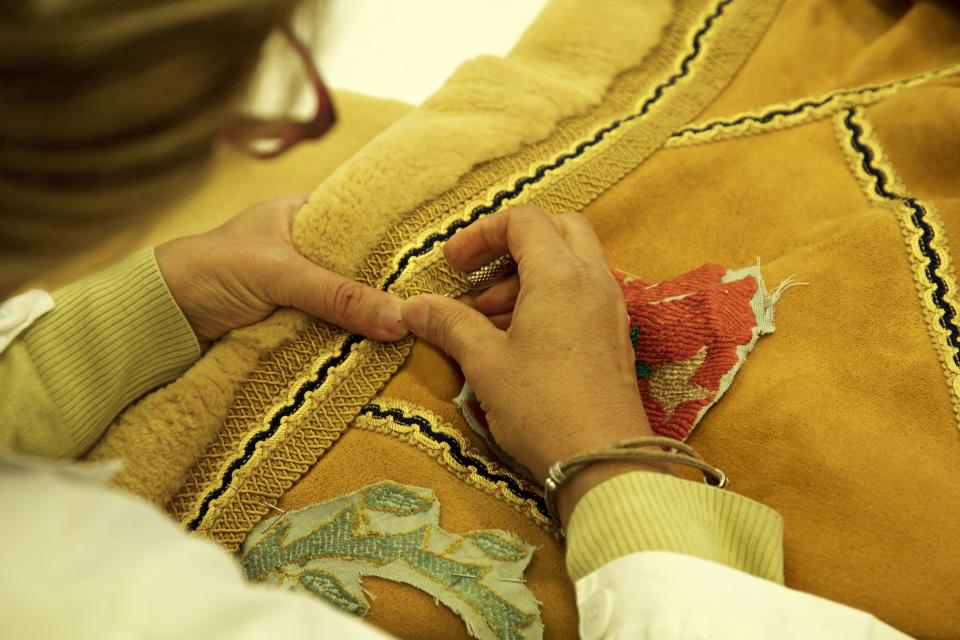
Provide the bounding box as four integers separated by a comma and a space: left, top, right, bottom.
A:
156, 194, 408, 345
401, 205, 667, 522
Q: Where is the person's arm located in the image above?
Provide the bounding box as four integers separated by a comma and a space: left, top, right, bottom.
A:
1, 453, 396, 640
1, 194, 408, 459
0, 248, 201, 458
566, 473, 909, 639
401, 205, 914, 639
565, 470, 783, 582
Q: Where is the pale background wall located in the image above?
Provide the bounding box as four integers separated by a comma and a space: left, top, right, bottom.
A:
246, 1, 549, 153
318, 0, 550, 105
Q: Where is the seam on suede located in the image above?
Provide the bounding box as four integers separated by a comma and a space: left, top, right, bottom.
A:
668, 62, 960, 148
353, 399, 556, 534
835, 106, 960, 432
170, 0, 784, 548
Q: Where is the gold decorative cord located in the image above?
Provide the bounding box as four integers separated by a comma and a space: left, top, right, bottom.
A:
668, 62, 960, 148
835, 106, 960, 432
353, 399, 557, 534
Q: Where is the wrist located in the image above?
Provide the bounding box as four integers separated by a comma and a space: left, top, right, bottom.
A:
555, 459, 673, 528
528, 406, 654, 482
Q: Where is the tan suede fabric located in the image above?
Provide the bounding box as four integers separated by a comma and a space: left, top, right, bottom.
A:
587, 6, 960, 637
591, 121, 960, 639
283, 4, 960, 638
77, 1, 960, 639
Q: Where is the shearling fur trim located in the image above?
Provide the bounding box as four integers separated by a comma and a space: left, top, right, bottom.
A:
292, 0, 674, 276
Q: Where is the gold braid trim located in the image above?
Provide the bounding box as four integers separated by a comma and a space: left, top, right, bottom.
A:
834, 107, 960, 433
353, 398, 558, 536
169, 0, 783, 549
668, 62, 960, 148
356, 0, 784, 288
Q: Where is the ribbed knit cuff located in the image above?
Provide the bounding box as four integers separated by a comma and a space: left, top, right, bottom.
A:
566, 472, 784, 584
24, 248, 200, 456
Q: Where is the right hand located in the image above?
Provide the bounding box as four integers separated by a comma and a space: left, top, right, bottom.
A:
401, 205, 658, 487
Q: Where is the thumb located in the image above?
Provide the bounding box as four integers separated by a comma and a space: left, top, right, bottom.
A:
401, 294, 502, 363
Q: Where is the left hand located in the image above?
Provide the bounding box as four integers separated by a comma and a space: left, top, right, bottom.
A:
155, 194, 409, 345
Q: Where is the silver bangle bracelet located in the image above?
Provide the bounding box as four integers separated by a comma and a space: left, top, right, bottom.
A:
543, 436, 729, 524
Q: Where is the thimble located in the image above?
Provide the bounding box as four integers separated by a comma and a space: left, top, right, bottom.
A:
466, 255, 517, 290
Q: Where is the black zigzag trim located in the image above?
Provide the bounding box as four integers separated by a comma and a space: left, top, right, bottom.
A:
360, 404, 549, 519
673, 77, 915, 139
185, 335, 362, 531
842, 108, 960, 367
186, 0, 734, 531
381, 0, 734, 291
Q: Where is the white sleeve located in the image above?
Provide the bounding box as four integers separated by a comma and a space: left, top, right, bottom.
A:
0, 289, 54, 353
0, 454, 393, 640
575, 551, 912, 640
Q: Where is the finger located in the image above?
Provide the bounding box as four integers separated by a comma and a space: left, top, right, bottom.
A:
271, 253, 409, 341
444, 204, 571, 273
473, 275, 520, 315
553, 212, 609, 268
401, 294, 503, 363
488, 312, 513, 330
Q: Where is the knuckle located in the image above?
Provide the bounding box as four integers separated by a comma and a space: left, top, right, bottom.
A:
259, 245, 291, 273
432, 309, 481, 362
511, 204, 548, 225
279, 193, 309, 212
432, 309, 465, 348
282, 194, 309, 227
330, 280, 368, 321
551, 257, 588, 283
252, 250, 292, 294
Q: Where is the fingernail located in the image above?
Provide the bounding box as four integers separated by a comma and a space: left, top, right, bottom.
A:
379, 298, 409, 338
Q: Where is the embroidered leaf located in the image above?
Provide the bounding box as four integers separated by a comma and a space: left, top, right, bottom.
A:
363, 481, 432, 515
467, 531, 529, 562
241, 481, 542, 640
299, 570, 369, 615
